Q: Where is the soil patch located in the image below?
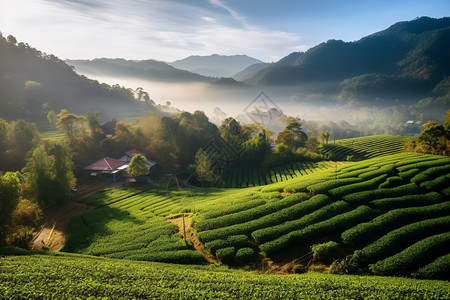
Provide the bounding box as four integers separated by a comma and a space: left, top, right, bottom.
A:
167, 215, 219, 264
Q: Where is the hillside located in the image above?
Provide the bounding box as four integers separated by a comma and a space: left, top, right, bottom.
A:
66, 58, 209, 82
1, 248, 449, 299
169, 54, 264, 78
0, 35, 159, 126
247, 17, 450, 105
61, 151, 450, 280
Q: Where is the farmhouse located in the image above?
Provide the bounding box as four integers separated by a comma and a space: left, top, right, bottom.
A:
84, 149, 157, 183
84, 157, 127, 182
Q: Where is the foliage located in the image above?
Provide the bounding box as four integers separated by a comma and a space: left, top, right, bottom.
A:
23, 141, 76, 206
311, 241, 340, 261
275, 117, 308, 150
2, 252, 450, 299
194, 148, 216, 187
128, 154, 149, 177
0, 172, 21, 244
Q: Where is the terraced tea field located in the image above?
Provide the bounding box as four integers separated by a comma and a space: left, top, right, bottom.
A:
193, 152, 450, 279
221, 160, 347, 188
319, 135, 410, 161
1, 248, 449, 299
62, 151, 450, 280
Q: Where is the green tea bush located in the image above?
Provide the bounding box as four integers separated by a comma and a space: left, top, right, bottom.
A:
370, 192, 442, 210
420, 174, 450, 190
398, 168, 420, 181
370, 232, 450, 275
205, 235, 248, 254
342, 183, 422, 205
236, 247, 254, 264
411, 253, 450, 280
311, 241, 339, 261
361, 216, 450, 259
378, 176, 403, 189
307, 178, 362, 194
216, 247, 236, 264
358, 165, 394, 181
292, 264, 308, 274
341, 201, 450, 246
260, 206, 377, 256
196, 193, 307, 231
251, 196, 344, 244
329, 174, 388, 198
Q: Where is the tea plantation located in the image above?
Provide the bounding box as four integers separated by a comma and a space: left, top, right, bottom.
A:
57, 151, 450, 281
1, 248, 449, 299
2, 149, 449, 298
319, 135, 410, 161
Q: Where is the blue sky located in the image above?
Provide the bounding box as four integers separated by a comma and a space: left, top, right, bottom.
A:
1, 0, 449, 62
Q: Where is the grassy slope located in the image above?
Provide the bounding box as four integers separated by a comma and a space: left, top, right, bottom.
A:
1, 249, 449, 299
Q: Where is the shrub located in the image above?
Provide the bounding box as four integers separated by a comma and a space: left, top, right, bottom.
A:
341, 201, 450, 246
342, 183, 422, 205
378, 176, 402, 189
361, 216, 450, 260
370, 232, 450, 276
260, 206, 377, 256
411, 253, 450, 280
307, 178, 362, 194
216, 247, 236, 264
329, 174, 388, 198
196, 193, 307, 231
205, 235, 248, 255
236, 247, 254, 264
292, 264, 307, 274
251, 196, 339, 244
370, 192, 442, 210
311, 241, 339, 261
398, 168, 420, 181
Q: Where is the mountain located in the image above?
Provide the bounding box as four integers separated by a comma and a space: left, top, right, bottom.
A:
169, 54, 264, 78
66, 58, 209, 83
232, 62, 270, 81
0, 35, 159, 126
247, 17, 450, 105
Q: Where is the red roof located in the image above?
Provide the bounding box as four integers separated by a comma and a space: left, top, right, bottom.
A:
124, 149, 146, 157
84, 157, 126, 171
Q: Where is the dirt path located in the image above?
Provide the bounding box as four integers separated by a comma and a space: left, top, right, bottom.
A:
28, 182, 115, 251
167, 215, 219, 264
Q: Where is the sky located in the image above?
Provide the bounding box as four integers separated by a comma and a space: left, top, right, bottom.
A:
1, 0, 449, 62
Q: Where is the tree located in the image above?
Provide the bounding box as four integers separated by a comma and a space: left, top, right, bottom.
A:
194, 148, 216, 189
320, 131, 331, 144
128, 155, 149, 177
0, 172, 21, 244
86, 111, 103, 143
275, 118, 308, 150
23, 142, 76, 207
56, 109, 85, 143
7, 35, 17, 45
47, 110, 57, 128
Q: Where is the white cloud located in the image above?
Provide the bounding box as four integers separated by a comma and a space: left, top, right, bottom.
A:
1, 0, 302, 61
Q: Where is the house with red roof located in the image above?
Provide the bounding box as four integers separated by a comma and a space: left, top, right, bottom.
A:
84, 150, 157, 183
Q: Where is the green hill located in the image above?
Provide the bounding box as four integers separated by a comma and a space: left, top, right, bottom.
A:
1, 248, 449, 299
61, 151, 450, 280
319, 135, 411, 161
0, 34, 159, 126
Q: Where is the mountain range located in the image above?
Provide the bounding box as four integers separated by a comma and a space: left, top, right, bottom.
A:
1, 16, 449, 127
168, 54, 263, 78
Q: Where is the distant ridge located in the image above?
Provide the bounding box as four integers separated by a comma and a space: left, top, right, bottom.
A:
169, 54, 264, 78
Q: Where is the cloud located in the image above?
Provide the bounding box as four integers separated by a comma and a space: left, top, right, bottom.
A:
2, 0, 302, 61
